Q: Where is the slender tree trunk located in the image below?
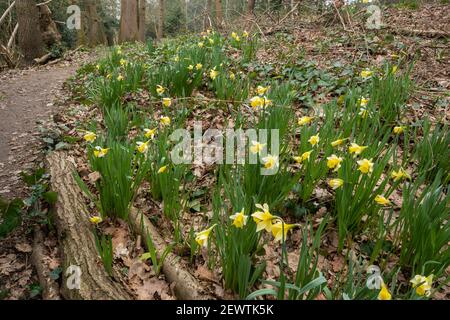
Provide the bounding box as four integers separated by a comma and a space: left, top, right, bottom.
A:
247, 0, 256, 16
157, 0, 164, 40
138, 0, 146, 42
119, 0, 139, 43
16, 0, 44, 63
204, 0, 213, 31
215, 0, 223, 29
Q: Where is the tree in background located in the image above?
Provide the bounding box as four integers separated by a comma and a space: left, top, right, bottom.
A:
157, 0, 165, 40
119, 0, 139, 43
78, 0, 107, 47
16, 0, 44, 63
215, 0, 223, 29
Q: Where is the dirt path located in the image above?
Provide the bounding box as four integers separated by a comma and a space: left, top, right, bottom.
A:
0, 61, 81, 199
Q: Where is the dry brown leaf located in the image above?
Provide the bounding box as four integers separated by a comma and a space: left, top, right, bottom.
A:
15, 243, 32, 253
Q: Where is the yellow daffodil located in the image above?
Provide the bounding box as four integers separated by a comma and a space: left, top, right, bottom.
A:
93, 146, 109, 158
359, 97, 370, 107
243, 31, 249, 38
327, 154, 343, 171
83, 131, 97, 143
250, 96, 264, 109
136, 141, 150, 154
331, 138, 348, 147
209, 38, 214, 45
262, 154, 278, 170
188, 65, 194, 71
348, 143, 368, 157
89, 216, 103, 225
198, 42, 204, 48
160, 116, 171, 126
263, 97, 272, 108
393, 126, 405, 135
298, 116, 314, 126
410, 275, 433, 297
256, 85, 269, 96
106, 73, 112, 79
116, 48, 122, 55
231, 32, 238, 39
162, 98, 172, 107
271, 220, 299, 242
391, 168, 411, 182
144, 128, 157, 140
235, 35, 241, 42
156, 85, 165, 95
158, 165, 168, 174
250, 141, 265, 154
392, 65, 398, 74
174, 55, 180, 62
337, 95, 345, 105
360, 69, 373, 78
195, 224, 217, 248
357, 158, 374, 174
378, 283, 392, 300
293, 150, 313, 164
252, 203, 275, 232
210, 68, 219, 80
96, 64, 100, 70
229, 72, 236, 80
328, 178, 344, 190
119, 58, 127, 66
375, 195, 391, 206
308, 134, 320, 147
117, 74, 124, 81
230, 208, 248, 229
196, 63, 203, 70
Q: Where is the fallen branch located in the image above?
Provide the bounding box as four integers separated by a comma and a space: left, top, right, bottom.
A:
0, 1, 15, 27
47, 151, 133, 300
34, 52, 53, 65
129, 208, 214, 300
30, 226, 61, 300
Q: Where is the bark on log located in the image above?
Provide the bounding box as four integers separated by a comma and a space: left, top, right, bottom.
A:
129, 208, 214, 300
46, 151, 133, 300
31, 226, 61, 300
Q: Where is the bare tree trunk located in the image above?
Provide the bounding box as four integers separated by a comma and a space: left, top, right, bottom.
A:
119, 0, 139, 43
204, 0, 213, 31
138, 0, 146, 42
215, 0, 223, 29
38, 4, 62, 47
157, 0, 165, 40
247, 0, 256, 16
16, 0, 44, 63
80, 0, 107, 47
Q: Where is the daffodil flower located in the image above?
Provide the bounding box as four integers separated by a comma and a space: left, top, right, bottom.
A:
119, 58, 127, 66
208, 38, 214, 45
375, 195, 391, 206
230, 208, 248, 229
360, 69, 373, 78
378, 283, 392, 300
252, 203, 275, 232
391, 168, 411, 182
359, 97, 369, 107
243, 31, 249, 38
162, 98, 172, 107
271, 220, 299, 242
393, 126, 405, 135
136, 141, 150, 154
231, 32, 238, 39
250, 96, 264, 109
256, 86, 269, 96
198, 42, 204, 48
156, 85, 165, 95
331, 138, 348, 147
158, 165, 168, 174
144, 128, 157, 140
392, 65, 398, 74
174, 55, 180, 62
195, 224, 217, 248
160, 116, 171, 126
83, 131, 97, 143
357, 158, 374, 174
298, 116, 314, 126
106, 73, 112, 79
262, 154, 278, 170
348, 143, 368, 157
117, 74, 124, 81
250, 141, 265, 154
96, 64, 101, 70
410, 274, 433, 297
293, 150, 313, 164
327, 154, 343, 171
188, 65, 194, 71
359, 107, 369, 118
328, 178, 344, 190
308, 134, 320, 147
229, 72, 236, 80
210, 68, 219, 80
89, 216, 103, 225
196, 63, 203, 70
93, 146, 109, 158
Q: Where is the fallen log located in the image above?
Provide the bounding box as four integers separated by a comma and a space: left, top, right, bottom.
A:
129, 208, 214, 300
46, 151, 133, 300
30, 226, 61, 300
33, 52, 53, 65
